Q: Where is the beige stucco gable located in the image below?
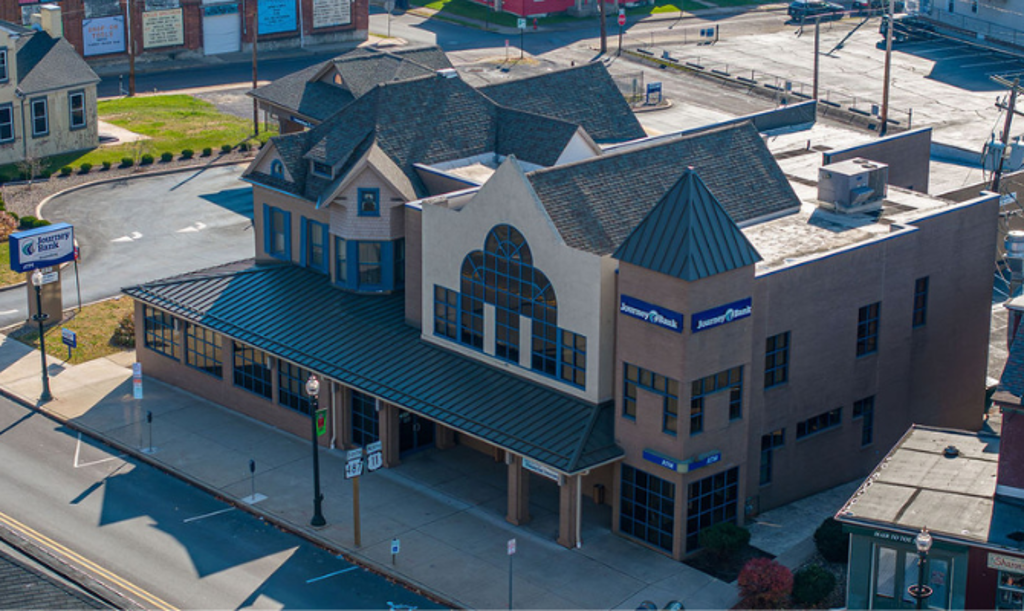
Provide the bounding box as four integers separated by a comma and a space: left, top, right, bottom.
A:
317, 143, 416, 210
245, 142, 295, 183
556, 128, 602, 166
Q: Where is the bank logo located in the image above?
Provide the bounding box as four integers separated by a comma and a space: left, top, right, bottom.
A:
21, 240, 35, 257
692, 298, 753, 333
619, 295, 683, 333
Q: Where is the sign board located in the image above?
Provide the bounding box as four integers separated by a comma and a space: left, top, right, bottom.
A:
989, 552, 1024, 573
346, 448, 363, 461
871, 530, 916, 545
82, 16, 125, 56
522, 458, 560, 482
61, 328, 77, 348
391, 538, 400, 554
691, 297, 752, 333
133, 362, 142, 379
367, 441, 383, 454
643, 448, 721, 473
507, 538, 516, 555
517, 17, 526, 29
133, 378, 143, 400
646, 81, 662, 105
258, 0, 297, 34
312, 0, 352, 28
619, 295, 683, 333
8, 223, 75, 273
38, 271, 58, 285
315, 409, 327, 437
142, 9, 184, 48
345, 457, 364, 479
367, 451, 383, 471
618, 9, 625, 26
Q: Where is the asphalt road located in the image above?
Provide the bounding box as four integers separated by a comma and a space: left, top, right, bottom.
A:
0, 395, 440, 609
0, 165, 255, 329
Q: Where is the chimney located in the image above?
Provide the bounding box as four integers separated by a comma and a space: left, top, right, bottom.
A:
997, 406, 1024, 502
33, 4, 63, 39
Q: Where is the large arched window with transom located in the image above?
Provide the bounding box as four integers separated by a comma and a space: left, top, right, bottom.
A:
433, 224, 586, 389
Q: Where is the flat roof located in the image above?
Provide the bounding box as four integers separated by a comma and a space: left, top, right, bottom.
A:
836, 426, 1024, 552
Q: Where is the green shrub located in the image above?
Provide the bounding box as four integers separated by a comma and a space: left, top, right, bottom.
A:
102, 160, 112, 170
18, 215, 38, 229
79, 162, 93, 174
111, 312, 135, 348
238, 142, 249, 152
120, 157, 134, 168
202, 147, 212, 157
181, 149, 194, 160
814, 518, 849, 564
160, 151, 173, 162
793, 564, 837, 606
59, 166, 73, 176
40, 170, 52, 179
221, 144, 233, 154
140, 153, 154, 165
699, 522, 751, 560
738, 558, 792, 609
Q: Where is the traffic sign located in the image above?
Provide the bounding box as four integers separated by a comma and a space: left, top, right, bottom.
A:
39, 271, 58, 285
618, 9, 625, 26
315, 409, 327, 437
347, 448, 363, 461
367, 441, 383, 454
367, 451, 383, 472
345, 457, 364, 479
517, 17, 526, 29
391, 538, 401, 554
61, 328, 77, 349
507, 538, 516, 555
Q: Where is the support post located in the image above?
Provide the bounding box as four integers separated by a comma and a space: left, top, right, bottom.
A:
993, 78, 1020, 192
252, 0, 259, 136
599, 0, 607, 54
556, 475, 581, 548
879, 0, 895, 135
506, 454, 531, 525
353, 475, 361, 547
813, 18, 820, 100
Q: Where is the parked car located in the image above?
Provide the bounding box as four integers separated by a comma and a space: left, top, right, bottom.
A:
878, 14, 935, 42
853, 0, 905, 14
788, 0, 845, 21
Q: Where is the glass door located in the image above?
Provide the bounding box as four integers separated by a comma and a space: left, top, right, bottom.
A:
871, 544, 951, 609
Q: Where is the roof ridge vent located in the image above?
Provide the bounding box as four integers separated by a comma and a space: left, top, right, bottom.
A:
436, 68, 459, 79
943, 445, 960, 458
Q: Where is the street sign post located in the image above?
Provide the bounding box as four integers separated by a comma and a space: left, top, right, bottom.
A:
61, 327, 76, 361
132, 362, 143, 400
391, 537, 400, 565
517, 17, 526, 59
508, 538, 516, 610
617, 9, 625, 55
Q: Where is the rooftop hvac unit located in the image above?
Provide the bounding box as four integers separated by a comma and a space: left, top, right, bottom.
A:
817, 157, 889, 214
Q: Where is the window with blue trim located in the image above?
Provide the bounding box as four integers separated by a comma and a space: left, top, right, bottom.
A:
460, 252, 485, 349
857, 302, 881, 356
620, 465, 675, 553
853, 396, 875, 446
358, 188, 380, 216
796, 407, 842, 439
303, 219, 328, 273
143, 306, 180, 360
265, 205, 290, 261
690, 366, 743, 434
351, 390, 380, 447
686, 467, 739, 552
560, 330, 586, 388
434, 285, 459, 340
233, 343, 272, 399
623, 364, 678, 433
278, 361, 312, 416
358, 242, 383, 287
0, 48, 7, 83
335, 237, 347, 285
185, 324, 222, 378
760, 429, 784, 485
395, 239, 405, 286
270, 159, 285, 179
311, 161, 332, 178
912, 277, 928, 327
764, 331, 789, 389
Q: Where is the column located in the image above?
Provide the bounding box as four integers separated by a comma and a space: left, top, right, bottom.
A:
435, 424, 456, 450
557, 474, 581, 549
506, 454, 531, 526
335, 383, 352, 449
379, 401, 401, 468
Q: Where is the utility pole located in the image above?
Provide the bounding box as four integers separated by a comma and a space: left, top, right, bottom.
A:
813, 17, 820, 100
992, 77, 1021, 193
252, 0, 259, 136
599, 0, 607, 54
879, 0, 895, 135
127, 0, 135, 96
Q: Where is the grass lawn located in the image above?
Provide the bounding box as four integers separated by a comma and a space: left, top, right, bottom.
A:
11, 296, 134, 365
0, 95, 277, 183
0, 242, 22, 287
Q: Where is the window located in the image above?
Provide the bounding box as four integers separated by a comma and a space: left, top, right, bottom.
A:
394, 238, 405, 286
351, 390, 380, 447
947, 0, 953, 11
796, 408, 842, 439
764, 332, 789, 389
434, 285, 459, 340
997, 570, 1024, 610
760, 429, 785, 485
0, 48, 7, 82
913, 277, 929, 327
686, 467, 739, 552
0, 104, 12, 143
623, 364, 678, 434
560, 330, 586, 388
30, 97, 48, 138
185, 325, 222, 378
303, 219, 327, 272
278, 361, 313, 416
358, 242, 383, 287
68, 90, 86, 130
690, 366, 743, 434
270, 159, 285, 179
264, 205, 290, 260
620, 465, 675, 553
856, 302, 881, 356
311, 161, 332, 178
853, 396, 875, 446
233, 343, 272, 399
143, 306, 180, 360
335, 237, 347, 284
876, 547, 897, 598
358, 188, 380, 216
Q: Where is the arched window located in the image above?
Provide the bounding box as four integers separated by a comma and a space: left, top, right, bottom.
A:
270, 159, 285, 179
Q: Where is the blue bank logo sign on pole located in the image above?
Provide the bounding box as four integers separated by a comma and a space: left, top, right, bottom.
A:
691, 297, 753, 333
619, 295, 683, 333
8, 223, 75, 273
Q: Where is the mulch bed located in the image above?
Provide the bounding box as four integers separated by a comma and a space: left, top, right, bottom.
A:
682, 543, 774, 583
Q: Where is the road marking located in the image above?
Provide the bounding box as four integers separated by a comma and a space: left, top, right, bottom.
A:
305, 566, 358, 584
0, 510, 177, 611
74, 433, 126, 469
176, 222, 207, 233
111, 232, 143, 243
961, 59, 1020, 68
0, 309, 18, 315
182, 507, 234, 523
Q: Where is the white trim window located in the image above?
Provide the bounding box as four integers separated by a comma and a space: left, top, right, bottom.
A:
0, 48, 8, 83
69, 90, 86, 130
31, 97, 48, 138
0, 103, 13, 143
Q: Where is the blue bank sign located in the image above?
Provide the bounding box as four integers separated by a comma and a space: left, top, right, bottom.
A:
619, 295, 683, 333
691, 297, 753, 333
8, 223, 75, 273
642, 449, 722, 473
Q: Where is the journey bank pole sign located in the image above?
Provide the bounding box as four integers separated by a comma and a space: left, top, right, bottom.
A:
8, 223, 76, 272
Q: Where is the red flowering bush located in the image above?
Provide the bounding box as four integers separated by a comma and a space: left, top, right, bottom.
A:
738, 557, 793, 609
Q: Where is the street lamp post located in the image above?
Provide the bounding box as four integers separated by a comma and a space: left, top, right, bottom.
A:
306, 374, 325, 527
30, 270, 52, 403
908, 526, 933, 610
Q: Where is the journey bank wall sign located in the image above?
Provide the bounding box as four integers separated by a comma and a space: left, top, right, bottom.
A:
9, 223, 76, 273
619, 294, 683, 333
691, 297, 752, 333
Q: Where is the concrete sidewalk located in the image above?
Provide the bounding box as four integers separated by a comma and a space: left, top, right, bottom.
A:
0, 331, 858, 609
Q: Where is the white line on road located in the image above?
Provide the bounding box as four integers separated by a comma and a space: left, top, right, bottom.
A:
305, 567, 358, 584
0, 309, 18, 315
961, 59, 1021, 68
176, 222, 207, 233
74, 433, 126, 468
182, 507, 234, 523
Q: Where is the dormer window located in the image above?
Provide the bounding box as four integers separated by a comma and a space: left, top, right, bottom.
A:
358, 188, 380, 216
270, 159, 285, 179
311, 161, 333, 178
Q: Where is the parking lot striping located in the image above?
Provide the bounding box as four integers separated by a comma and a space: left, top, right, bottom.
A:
74, 433, 126, 469
962, 59, 1021, 68
0, 510, 178, 611
305, 566, 358, 584
182, 507, 234, 523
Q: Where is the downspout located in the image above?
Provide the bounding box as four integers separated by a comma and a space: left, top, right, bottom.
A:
16, 88, 26, 162
576, 473, 582, 548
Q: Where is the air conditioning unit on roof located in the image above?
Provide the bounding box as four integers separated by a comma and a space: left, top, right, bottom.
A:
817, 157, 889, 214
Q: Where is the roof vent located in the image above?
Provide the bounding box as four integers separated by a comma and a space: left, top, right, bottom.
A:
436, 68, 459, 79
817, 157, 889, 214
943, 445, 960, 458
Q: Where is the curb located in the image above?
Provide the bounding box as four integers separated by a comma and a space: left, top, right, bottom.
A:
0, 377, 461, 610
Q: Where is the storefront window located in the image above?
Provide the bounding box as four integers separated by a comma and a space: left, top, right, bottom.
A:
872, 543, 954, 610
876, 547, 897, 598
998, 570, 1024, 610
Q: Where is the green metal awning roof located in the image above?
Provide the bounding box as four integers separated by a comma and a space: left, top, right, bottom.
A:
123, 262, 622, 474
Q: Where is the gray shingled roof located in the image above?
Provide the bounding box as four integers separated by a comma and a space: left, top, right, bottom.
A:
527, 122, 802, 255
0, 543, 107, 609
16, 32, 99, 94
249, 62, 353, 123
123, 263, 621, 474
1000, 321, 1024, 397
478, 62, 646, 144
613, 170, 762, 280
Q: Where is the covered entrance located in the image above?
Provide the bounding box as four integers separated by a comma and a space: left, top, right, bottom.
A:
399, 410, 434, 455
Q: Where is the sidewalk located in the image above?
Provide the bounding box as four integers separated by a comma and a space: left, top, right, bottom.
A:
0, 333, 743, 609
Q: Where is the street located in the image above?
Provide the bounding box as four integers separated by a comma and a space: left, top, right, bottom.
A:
0, 393, 439, 609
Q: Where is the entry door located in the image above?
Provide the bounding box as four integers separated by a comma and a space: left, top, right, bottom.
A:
871, 545, 951, 609
399, 412, 434, 455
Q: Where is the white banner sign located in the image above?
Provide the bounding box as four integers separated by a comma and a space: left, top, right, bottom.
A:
82, 16, 125, 56
312, 0, 351, 28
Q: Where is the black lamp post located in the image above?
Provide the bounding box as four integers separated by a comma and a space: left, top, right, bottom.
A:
306, 374, 325, 527
908, 526, 933, 610
30, 270, 52, 403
